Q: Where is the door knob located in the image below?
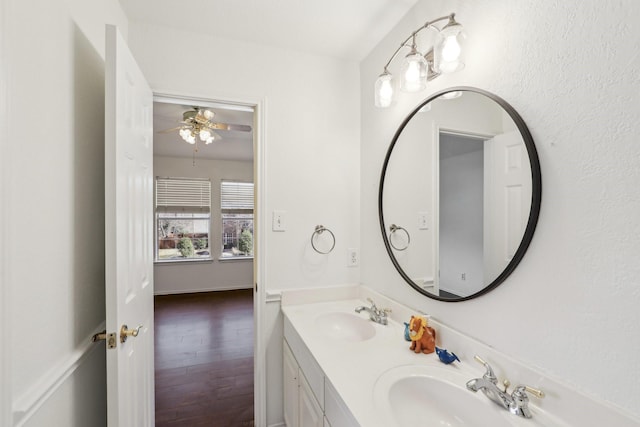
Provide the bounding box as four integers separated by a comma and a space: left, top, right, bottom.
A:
120, 324, 142, 343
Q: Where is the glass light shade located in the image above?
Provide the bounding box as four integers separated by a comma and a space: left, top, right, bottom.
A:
435, 23, 465, 74
179, 127, 197, 144
203, 109, 215, 120
205, 137, 214, 144
179, 128, 190, 140
399, 51, 428, 92
199, 128, 212, 141
374, 73, 396, 108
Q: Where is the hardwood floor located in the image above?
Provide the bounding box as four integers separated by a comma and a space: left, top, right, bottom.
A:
154, 289, 254, 427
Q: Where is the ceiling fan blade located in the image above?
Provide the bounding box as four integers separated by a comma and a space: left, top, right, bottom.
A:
157, 126, 183, 133
204, 122, 252, 132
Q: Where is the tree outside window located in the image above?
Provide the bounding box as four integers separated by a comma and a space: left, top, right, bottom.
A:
155, 177, 212, 262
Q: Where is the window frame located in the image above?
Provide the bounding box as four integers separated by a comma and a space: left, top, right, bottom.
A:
220, 180, 254, 260
155, 177, 213, 264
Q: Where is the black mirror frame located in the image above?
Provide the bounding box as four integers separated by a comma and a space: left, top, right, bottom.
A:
378, 87, 542, 302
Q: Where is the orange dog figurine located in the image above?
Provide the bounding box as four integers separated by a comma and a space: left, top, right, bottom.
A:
408, 315, 436, 354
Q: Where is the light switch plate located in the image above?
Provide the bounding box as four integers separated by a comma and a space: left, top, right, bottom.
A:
347, 248, 358, 267
418, 211, 429, 230
272, 210, 286, 231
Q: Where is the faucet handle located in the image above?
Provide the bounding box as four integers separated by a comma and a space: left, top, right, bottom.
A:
509, 385, 545, 418
473, 355, 497, 383
514, 385, 545, 399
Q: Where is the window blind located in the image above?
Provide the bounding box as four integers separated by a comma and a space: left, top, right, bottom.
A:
221, 181, 254, 211
156, 177, 211, 213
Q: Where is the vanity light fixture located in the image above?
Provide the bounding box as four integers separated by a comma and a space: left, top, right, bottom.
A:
374, 13, 465, 108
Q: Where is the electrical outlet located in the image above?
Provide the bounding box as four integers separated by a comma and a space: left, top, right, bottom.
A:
418, 211, 429, 230
347, 248, 359, 267
461, 272, 466, 281
272, 210, 286, 231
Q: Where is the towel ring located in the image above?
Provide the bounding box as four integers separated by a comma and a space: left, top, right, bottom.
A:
389, 224, 410, 251
311, 225, 336, 254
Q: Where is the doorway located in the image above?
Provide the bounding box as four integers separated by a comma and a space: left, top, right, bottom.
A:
152, 95, 257, 426
437, 131, 486, 298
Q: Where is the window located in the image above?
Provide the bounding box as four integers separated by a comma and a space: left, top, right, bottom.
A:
155, 177, 212, 262
221, 181, 254, 259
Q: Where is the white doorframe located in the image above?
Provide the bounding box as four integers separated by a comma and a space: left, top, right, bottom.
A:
151, 90, 267, 426
0, 0, 13, 424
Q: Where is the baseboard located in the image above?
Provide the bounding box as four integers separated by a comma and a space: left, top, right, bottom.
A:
267, 423, 285, 427
12, 322, 106, 426
154, 284, 253, 295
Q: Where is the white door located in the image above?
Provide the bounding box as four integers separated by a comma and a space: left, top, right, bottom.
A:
105, 24, 155, 427
484, 130, 532, 281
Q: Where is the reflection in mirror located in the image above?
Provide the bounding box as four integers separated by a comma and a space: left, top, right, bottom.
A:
379, 88, 541, 301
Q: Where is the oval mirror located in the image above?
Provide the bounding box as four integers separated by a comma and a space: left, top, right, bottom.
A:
379, 87, 541, 301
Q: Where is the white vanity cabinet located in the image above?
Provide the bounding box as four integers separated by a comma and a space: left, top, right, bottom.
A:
283, 340, 323, 427
283, 312, 359, 427
299, 371, 324, 426
283, 341, 300, 426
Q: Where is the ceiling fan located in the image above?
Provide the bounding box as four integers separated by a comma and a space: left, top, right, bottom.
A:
158, 107, 252, 148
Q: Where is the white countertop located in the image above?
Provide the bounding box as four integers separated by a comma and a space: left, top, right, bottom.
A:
280, 285, 640, 427
282, 298, 537, 426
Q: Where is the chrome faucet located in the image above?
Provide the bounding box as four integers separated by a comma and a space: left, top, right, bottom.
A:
355, 298, 391, 325
466, 355, 544, 419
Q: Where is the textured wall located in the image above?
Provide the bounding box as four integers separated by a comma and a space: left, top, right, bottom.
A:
361, 0, 640, 419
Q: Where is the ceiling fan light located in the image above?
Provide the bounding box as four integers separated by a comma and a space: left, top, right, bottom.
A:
203, 109, 215, 120
205, 137, 215, 144
179, 128, 191, 141
199, 128, 212, 141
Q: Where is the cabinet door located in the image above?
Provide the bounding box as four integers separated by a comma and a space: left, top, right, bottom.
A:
283, 342, 300, 427
299, 373, 323, 427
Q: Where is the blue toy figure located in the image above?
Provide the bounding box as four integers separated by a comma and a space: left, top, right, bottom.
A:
435, 347, 460, 364
403, 322, 411, 341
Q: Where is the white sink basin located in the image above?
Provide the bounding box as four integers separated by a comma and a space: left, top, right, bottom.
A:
374, 365, 518, 427
314, 312, 376, 342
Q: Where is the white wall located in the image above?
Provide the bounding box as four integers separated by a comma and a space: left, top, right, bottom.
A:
361, 0, 640, 419
153, 156, 254, 294
127, 23, 361, 425
3, 0, 128, 425
128, 23, 361, 292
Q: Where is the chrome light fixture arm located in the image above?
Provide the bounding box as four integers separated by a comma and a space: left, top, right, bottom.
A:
374, 13, 465, 108
380, 14, 455, 73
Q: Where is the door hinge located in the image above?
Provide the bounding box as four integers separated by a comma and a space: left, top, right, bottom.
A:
92, 330, 117, 349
